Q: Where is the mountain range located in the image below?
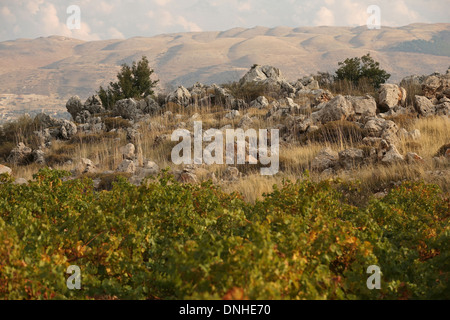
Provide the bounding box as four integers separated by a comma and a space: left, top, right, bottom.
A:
0, 23, 449, 116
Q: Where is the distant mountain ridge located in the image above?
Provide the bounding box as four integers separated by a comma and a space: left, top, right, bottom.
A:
0, 23, 449, 112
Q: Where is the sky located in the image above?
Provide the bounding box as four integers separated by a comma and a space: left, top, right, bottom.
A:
0, 0, 449, 41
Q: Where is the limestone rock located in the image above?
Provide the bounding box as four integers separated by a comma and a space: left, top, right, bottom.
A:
339, 148, 365, 170
378, 84, 406, 112
311, 95, 354, 124
346, 95, 377, 120
0, 164, 12, 175
415, 95, 434, 116
113, 99, 142, 120
116, 159, 136, 174
166, 86, 192, 107
311, 148, 339, 172
382, 146, 404, 164
120, 143, 136, 160
7, 142, 32, 165
250, 96, 269, 109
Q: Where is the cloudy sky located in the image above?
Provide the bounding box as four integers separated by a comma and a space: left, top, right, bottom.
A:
0, 0, 448, 41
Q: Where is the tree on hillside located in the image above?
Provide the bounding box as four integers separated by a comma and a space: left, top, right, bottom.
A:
335, 53, 390, 88
98, 56, 159, 109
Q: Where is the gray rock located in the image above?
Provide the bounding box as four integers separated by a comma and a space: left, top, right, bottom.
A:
415, 95, 434, 116
250, 96, 269, 109
311, 95, 354, 124
7, 142, 32, 165
238, 115, 253, 128
346, 95, 377, 120
120, 143, 135, 160
225, 110, 240, 120
32, 148, 46, 165
113, 98, 143, 120
66, 96, 84, 120
117, 159, 136, 174
311, 148, 339, 172
378, 84, 406, 112
83, 95, 104, 115
14, 178, 28, 185
240, 65, 284, 84
339, 148, 365, 170
166, 86, 192, 107
382, 146, 404, 164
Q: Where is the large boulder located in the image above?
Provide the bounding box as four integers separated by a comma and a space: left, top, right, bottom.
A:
59, 120, 78, 140
339, 148, 365, 170
113, 98, 142, 120
415, 95, 434, 116
116, 159, 136, 174
250, 96, 269, 109
66, 96, 84, 120
422, 72, 450, 100
139, 96, 161, 115
311, 148, 339, 172
346, 95, 377, 120
83, 95, 104, 115
382, 145, 404, 164
166, 86, 192, 107
66, 95, 105, 123
240, 65, 284, 84
311, 95, 354, 124
378, 84, 406, 112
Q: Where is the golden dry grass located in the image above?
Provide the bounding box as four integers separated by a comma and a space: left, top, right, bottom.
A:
8, 107, 450, 200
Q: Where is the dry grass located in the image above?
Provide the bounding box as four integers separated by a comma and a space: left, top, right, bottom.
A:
7, 104, 450, 200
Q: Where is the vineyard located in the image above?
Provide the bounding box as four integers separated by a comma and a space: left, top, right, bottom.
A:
0, 169, 449, 300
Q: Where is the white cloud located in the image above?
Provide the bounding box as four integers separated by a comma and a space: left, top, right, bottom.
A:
314, 7, 335, 26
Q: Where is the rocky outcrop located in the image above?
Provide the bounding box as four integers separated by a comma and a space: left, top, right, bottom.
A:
113, 99, 142, 120
250, 96, 269, 109
422, 72, 450, 100
240, 65, 284, 84
311, 148, 339, 172
7, 143, 32, 165
378, 84, 406, 112
117, 159, 136, 174
66, 95, 105, 123
166, 86, 192, 107
34, 113, 78, 140
382, 145, 404, 164
415, 95, 434, 116
346, 95, 377, 120
339, 148, 365, 170
311, 95, 354, 124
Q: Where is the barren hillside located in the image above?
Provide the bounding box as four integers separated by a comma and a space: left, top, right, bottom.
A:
0, 23, 449, 114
